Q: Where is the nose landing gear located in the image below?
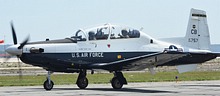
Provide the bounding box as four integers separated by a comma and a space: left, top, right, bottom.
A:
43, 71, 54, 91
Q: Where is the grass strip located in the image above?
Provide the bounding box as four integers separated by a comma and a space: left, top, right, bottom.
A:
1, 71, 220, 86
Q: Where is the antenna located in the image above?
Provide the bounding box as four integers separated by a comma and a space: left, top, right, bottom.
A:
140, 27, 144, 31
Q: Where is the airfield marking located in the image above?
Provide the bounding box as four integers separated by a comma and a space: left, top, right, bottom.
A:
0, 81, 220, 96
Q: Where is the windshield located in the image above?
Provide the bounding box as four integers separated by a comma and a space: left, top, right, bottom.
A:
71, 29, 87, 41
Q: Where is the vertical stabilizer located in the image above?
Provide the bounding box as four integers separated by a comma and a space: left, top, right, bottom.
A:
184, 8, 210, 50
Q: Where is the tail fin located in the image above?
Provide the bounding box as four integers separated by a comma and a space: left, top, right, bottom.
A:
184, 8, 210, 50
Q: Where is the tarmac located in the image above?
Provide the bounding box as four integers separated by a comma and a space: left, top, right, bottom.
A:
0, 80, 220, 96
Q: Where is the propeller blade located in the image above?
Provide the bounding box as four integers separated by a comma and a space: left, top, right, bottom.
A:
11, 22, 18, 45
17, 57, 22, 80
3, 53, 11, 62
18, 36, 29, 49
9, 22, 24, 80
3, 56, 11, 62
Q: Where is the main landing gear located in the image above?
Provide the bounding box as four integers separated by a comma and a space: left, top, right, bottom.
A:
75, 70, 127, 89
111, 71, 127, 89
76, 70, 88, 89
43, 71, 54, 91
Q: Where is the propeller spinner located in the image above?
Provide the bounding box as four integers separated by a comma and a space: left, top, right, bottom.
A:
5, 22, 29, 56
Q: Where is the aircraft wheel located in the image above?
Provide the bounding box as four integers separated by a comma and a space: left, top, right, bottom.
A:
77, 77, 88, 89
111, 77, 123, 89
43, 80, 54, 91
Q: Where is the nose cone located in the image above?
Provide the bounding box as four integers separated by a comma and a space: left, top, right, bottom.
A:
5, 45, 22, 56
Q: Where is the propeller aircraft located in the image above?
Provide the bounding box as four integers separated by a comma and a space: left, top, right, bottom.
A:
5, 8, 220, 90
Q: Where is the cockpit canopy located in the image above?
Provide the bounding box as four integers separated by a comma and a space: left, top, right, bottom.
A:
71, 24, 140, 41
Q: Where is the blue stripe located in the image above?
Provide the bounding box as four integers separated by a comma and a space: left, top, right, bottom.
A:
20, 52, 157, 72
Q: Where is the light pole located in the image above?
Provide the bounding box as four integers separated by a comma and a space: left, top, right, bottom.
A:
3, 35, 6, 58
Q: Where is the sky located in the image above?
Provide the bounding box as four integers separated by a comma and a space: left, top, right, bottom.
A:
0, 0, 220, 44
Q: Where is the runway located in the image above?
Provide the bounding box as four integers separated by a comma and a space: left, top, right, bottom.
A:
0, 81, 220, 96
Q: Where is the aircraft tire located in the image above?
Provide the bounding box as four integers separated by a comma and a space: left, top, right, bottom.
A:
77, 77, 88, 89
43, 80, 54, 91
111, 77, 123, 89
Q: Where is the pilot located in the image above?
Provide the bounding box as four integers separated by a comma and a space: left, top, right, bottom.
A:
88, 31, 96, 40
120, 29, 129, 38
128, 29, 140, 38
96, 28, 104, 39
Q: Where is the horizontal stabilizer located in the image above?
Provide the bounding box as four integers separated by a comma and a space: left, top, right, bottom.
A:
176, 64, 197, 73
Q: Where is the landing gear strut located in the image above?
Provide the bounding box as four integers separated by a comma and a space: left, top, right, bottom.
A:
43, 71, 54, 91
111, 71, 127, 89
76, 69, 88, 89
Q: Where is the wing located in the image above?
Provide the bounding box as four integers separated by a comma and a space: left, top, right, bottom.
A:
89, 51, 187, 71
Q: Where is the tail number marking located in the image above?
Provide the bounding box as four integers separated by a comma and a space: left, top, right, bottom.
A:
188, 38, 198, 42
